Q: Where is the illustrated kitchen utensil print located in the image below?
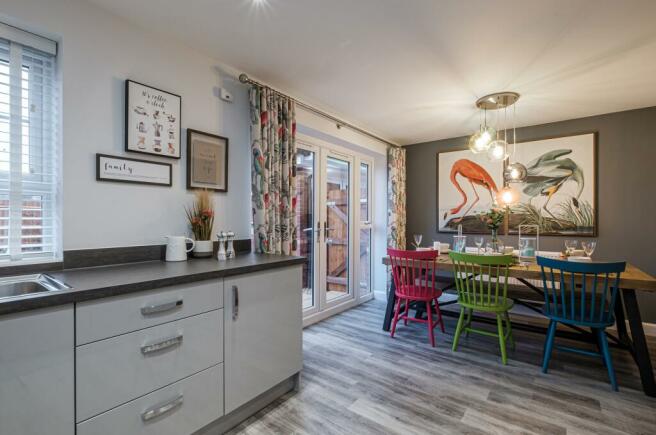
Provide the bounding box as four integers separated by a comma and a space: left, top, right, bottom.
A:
153, 121, 163, 137
133, 105, 147, 115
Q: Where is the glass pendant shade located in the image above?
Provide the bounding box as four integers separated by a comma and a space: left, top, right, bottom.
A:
468, 126, 495, 153
487, 139, 508, 161
504, 162, 528, 182
497, 186, 519, 207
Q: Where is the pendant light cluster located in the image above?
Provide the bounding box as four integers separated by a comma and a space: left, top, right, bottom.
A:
468, 92, 527, 206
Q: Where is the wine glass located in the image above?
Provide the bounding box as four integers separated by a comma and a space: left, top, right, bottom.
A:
474, 236, 484, 254
582, 241, 597, 258
564, 239, 578, 256
413, 234, 423, 249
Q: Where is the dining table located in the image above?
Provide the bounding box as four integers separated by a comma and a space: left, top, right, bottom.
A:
381, 253, 656, 397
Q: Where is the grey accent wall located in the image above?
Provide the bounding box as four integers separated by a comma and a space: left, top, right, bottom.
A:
405, 106, 656, 321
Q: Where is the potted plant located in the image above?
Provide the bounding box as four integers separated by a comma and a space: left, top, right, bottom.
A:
479, 208, 505, 251
185, 189, 215, 258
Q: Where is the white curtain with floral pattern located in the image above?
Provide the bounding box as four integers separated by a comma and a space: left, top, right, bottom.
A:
387, 146, 406, 249
250, 86, 297, 254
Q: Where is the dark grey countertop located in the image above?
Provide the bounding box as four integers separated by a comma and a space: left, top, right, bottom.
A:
0, 254, 305, 316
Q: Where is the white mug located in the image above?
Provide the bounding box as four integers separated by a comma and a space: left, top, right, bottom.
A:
165, 236, 195, 262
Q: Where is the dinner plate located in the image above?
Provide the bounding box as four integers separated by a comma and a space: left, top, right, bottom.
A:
568, 256, 592, 262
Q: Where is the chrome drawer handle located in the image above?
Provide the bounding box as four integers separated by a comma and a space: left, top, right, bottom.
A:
141, 393, 184, 422
232, 285, 239, 321
141, 334, 183, 355
140, 299, 183, 316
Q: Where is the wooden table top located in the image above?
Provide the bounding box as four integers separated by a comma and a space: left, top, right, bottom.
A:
381, 254, 656, 292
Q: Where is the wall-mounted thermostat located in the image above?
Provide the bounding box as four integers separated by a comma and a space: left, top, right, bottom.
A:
219, 88, 233, 103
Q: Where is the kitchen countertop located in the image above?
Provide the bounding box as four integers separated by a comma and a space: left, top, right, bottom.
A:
0, 254, 305, 316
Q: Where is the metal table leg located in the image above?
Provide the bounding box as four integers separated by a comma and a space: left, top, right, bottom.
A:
622, 288, 656, 397
382, 271, 396, 331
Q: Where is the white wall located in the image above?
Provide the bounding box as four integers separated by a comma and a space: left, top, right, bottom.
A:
2, 0, 392, 263
1, 0, 252, 250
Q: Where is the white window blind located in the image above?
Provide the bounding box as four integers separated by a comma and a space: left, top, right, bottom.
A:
0, 28, 60, 263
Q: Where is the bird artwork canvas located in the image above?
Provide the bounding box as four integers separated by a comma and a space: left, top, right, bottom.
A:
438, 151, 503, 234
438, 132, 596, 236
509, 132, 596, 236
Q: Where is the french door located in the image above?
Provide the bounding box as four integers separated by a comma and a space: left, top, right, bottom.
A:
296, 140, 372, 319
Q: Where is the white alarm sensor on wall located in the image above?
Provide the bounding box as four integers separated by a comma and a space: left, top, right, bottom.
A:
219, 88, 233, 102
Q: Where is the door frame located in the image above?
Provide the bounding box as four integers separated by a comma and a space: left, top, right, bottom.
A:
297, 134, 375, 327
358, 156, 375, 301
320, 148, 355, 310
296, 141, 321, 317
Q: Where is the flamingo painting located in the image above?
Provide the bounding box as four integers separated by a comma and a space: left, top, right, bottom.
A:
443, 159, 499, 223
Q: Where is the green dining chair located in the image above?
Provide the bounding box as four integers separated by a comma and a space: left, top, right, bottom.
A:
449, 252, 515, 364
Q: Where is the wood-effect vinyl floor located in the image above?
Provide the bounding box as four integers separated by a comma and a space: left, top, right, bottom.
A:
228, 299, 656, 435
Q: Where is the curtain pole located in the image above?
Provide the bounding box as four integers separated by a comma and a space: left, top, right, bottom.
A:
239, 73, 400, 149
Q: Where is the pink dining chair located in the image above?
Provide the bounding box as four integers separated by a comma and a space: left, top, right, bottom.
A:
388, 247, 445, 347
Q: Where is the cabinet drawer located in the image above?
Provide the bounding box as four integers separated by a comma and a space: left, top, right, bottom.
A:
77, 364, 223, 435
76, 309, 222, 422
76, 279, 222, 345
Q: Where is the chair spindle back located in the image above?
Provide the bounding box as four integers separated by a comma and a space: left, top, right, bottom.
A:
388, 248, 439, 299
448, 252, 514, 308
537, 256, 626, 325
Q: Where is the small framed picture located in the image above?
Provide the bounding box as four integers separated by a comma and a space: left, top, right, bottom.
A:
125, 80, 181, 159
96, 154, 172, 187
186, 129, 228, 192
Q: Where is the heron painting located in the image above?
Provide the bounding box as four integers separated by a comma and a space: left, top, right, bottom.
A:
438, 132, 596, 236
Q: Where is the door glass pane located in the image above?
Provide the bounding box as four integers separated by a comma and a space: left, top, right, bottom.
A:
296, 149, 315, 310
359, 228, 371, 294
360, 163, 369, 222
326, 157, 350, 302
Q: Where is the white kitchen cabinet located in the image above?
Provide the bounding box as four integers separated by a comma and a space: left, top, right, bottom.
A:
76, 309, 222, 421
223, 265, 303, 414
77, 364, 223, 435
0, 305, 74, 435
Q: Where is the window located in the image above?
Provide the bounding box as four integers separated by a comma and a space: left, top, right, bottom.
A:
359, 161, 372, 295
0, 24, 60, 263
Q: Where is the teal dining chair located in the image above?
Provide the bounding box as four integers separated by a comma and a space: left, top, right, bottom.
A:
537, 256, 626, 391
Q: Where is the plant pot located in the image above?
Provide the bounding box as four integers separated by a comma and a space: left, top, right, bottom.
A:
192, 240, 213, 258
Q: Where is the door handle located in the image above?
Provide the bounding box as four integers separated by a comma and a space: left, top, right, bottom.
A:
324, 221, 334, 240
316, 221, 321, 243
232, 285, 239, 320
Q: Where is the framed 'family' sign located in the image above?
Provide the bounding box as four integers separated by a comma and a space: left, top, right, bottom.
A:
125, 80, 181, 159
96, 154, 172, 186
186, 129, 228, 192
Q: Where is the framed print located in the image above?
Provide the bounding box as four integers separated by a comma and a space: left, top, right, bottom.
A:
96, 154, 172, 187
437, 147, 502, 234
186, 129, 228, 192
125, 80, 181, 159
437, 132, 597, 236
508, 132, 597, 236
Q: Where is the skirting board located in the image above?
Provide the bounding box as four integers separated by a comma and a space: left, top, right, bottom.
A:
194, 372, 301, 435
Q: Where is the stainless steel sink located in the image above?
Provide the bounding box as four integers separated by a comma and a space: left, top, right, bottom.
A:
0, 274, 72, 301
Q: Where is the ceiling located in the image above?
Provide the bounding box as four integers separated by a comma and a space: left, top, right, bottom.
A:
87, 0, 656, 145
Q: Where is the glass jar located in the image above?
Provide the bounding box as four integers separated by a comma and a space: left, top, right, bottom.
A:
453, 235, 467, 253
